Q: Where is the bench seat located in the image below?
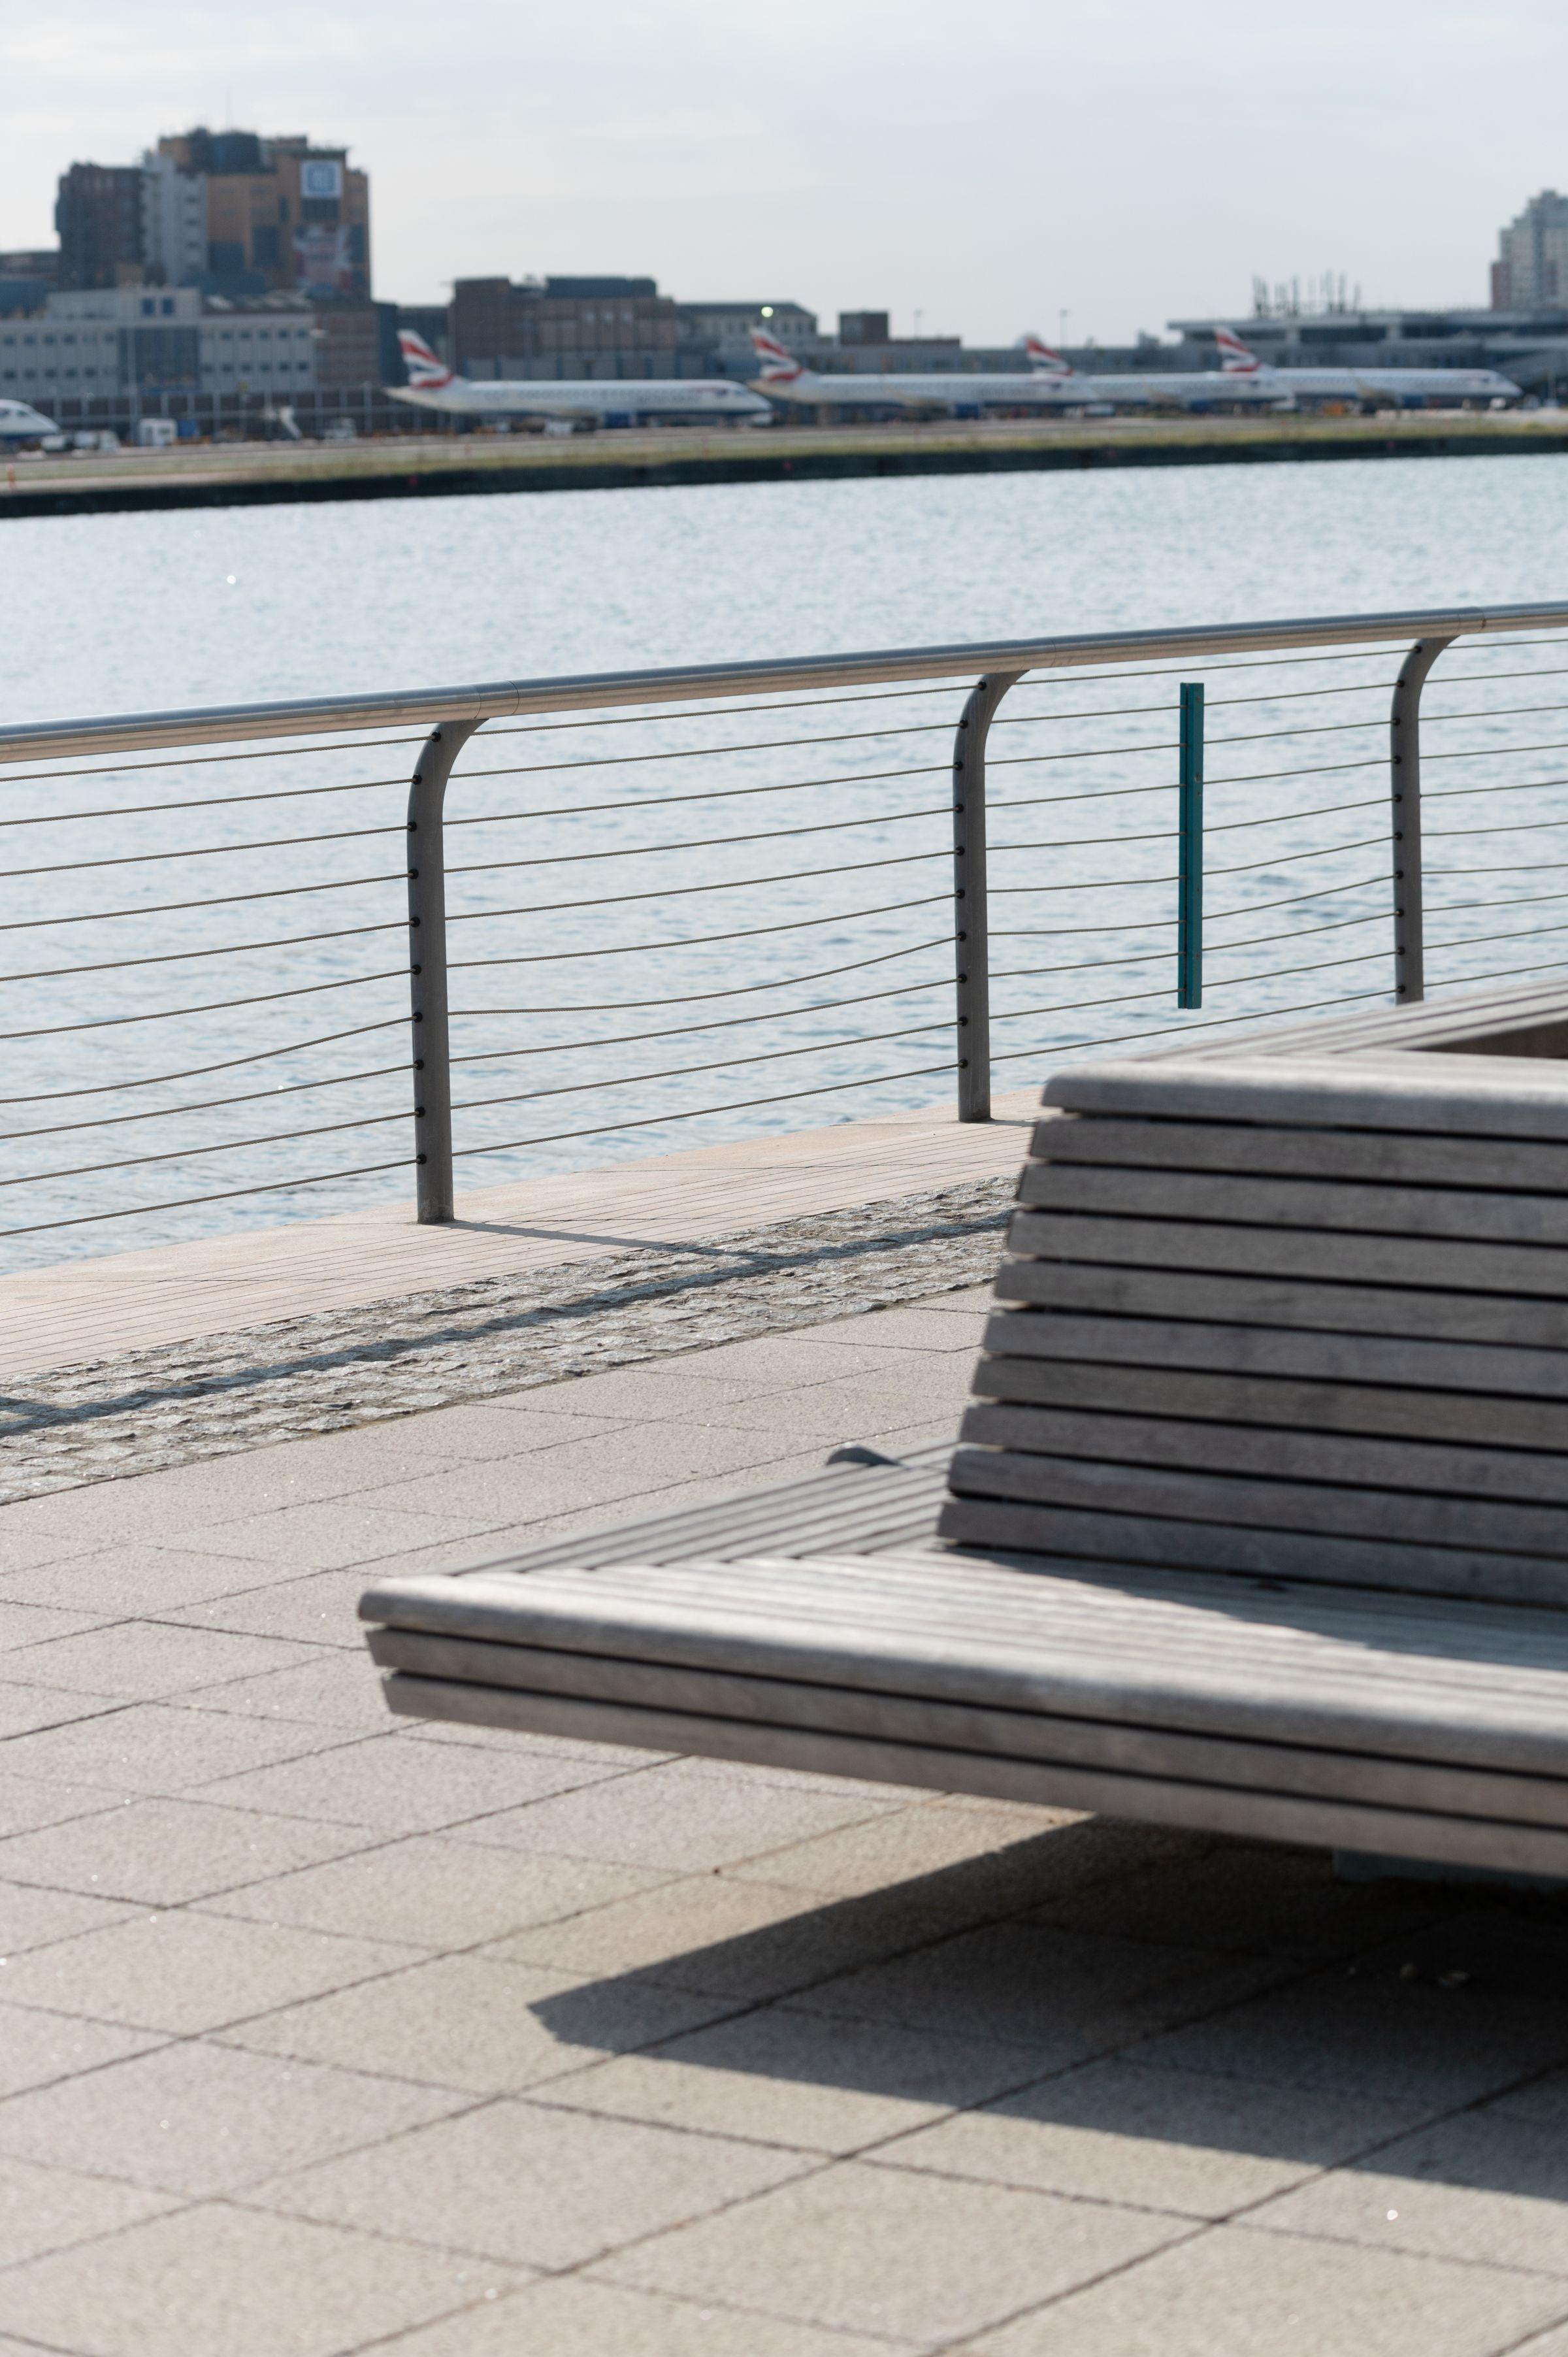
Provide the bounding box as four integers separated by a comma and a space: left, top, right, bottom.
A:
361, 978, 1568, 1877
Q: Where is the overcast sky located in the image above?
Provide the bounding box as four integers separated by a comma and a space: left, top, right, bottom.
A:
6, 1, 1566, 345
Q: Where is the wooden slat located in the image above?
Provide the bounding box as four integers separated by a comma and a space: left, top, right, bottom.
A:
361, 1554, 1568, 1765
368, 1628, 1568, 1829
1041, 1055, 1568, 1140
961, 1396, 1568, 1501
969, 1352, 1568, 1452
992, 1258, 1568, 1348
978, 1308, 1568, 1403
380, 1670, 1568, 1881
948, 1434, 1568, 1557
1006, 1210, 1568, 1302
1021, 1163, 1568, 1249
1028, 1115, 1568, 1197
936, 1492, 1568, 1607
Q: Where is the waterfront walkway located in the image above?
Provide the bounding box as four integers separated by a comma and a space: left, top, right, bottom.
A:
2, 1104, 1567, 2353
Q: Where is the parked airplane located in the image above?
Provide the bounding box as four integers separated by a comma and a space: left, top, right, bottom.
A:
0, 397, 59, 440
390, 331, 772, 426
749, 327, 1109, 412
1213, 323, 1521, 408
1020, 333, 1281, 410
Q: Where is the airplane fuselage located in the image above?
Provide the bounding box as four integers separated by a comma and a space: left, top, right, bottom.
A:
0, 398, 59, 440
391, 378, 771, 423
759, 369, 1152, 412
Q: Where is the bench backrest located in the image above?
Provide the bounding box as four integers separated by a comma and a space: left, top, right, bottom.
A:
939, 1013, 1568, 1605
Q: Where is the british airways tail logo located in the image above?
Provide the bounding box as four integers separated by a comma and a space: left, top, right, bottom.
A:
1214, 325, 1263, 374
398, 330, 457, 389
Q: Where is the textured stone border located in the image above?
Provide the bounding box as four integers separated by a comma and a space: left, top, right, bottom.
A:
0, 1178, 1013, 1502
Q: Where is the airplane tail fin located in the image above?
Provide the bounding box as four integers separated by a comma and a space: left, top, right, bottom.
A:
1215, 325, 1263, 374
397, 329, 458, 390
1019, 332, 1073, 379
749, 327, 806, 384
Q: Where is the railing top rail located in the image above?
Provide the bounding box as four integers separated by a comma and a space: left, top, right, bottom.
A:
5, 602, 1568, 768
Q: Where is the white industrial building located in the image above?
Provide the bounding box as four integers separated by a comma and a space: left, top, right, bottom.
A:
0, 284, 318, 410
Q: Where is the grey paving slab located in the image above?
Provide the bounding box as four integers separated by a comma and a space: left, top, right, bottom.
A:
723, 1800, 1089, 1907
184, 1651, 397, 1730
0, 1541, 281, 1614
1248, 2109, 1568, 2275
506, 1362, 804, 1417
166, 1566, 385, 1645
0, 2152, 176, 2269
253, 2096, 811, 2270
359, 1419, 808, 1525
0, 1599, 108, 1645
201, 1730, 628, 1833
1486, 2066, 1568, 2128
832, 1300, 991, 1350
448, 1755, 893, 1875
0, 2203, 518, 2357
162, 1499, 499, 1572
785, 1918, 1290, 2058
4, 1619, 318, 1699
1030, 1839, 1455, 1962
700, 1357, 975, 1440
208, 1830, 668, 1947
485, 1871, 960, 2004
371, 2273, 917, 2356
0, 2037, 468, 2194
0, 1908, 412, 2035
0, 2003, 163, 2101
0, 1797, 374, 1907
544, 2002, 1051, 2154
1137, 1970, 1568, 2107
884, 2056, 1433, 2218
0, 1682, 112, 1739
0, 1773, 122, 1841
0, 1879, 138, 1954
223, 1952, 736, 2094
0, 1701, 335, 1794
948, 2221, 1568, 2356
599, 2154, 1185, 2344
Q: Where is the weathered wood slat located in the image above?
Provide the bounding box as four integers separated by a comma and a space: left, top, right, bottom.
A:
1007, 1210, 1568, 1302
968, 1352, 1568, 1452
362, 1556, 1568, 1760
380, 1672, 1568, 1882
1043, 1056, 1568, 1139
1021, 1163, 1568, 1249
993, 1257, 1568, 1348
1028, 1116, 1568, 1196
961, 1396, 1568, 1504
368, 1628, 1568, 1829
936, 1492, 1568, 1607
979, 1309, 1568, 1403
947, 1434, 1568, 1558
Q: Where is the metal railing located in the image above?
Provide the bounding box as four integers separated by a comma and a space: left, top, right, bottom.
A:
4, 599, 1568, 1264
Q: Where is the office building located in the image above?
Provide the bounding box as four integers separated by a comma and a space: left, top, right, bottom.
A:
451, 276, 683, 378
1493, 192, 1568, 311
55, 165, 146, 290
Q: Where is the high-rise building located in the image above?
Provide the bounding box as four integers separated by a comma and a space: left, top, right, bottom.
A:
1493, 191, 1568, 310
55, 164, 146, 289
55, 132, 370, 301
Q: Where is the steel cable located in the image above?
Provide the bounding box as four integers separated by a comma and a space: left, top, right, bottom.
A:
449, 892, 953, 969
0, 1157, 413, 1240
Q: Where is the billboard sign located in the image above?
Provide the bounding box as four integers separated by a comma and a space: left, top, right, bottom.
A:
293, 223, 355, 295
300, 159, 344, 202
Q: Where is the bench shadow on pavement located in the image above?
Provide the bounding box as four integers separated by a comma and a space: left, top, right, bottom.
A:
528, 1817, 1568, 2201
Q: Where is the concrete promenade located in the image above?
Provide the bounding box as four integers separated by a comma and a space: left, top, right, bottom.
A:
2, 1104, 1567, 2354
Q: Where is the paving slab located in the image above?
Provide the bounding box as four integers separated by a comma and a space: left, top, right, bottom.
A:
0, 2152, 176, 2270
0, 2203, 519, 2357
199, 1729, 628, 1833
253, 2096, 813, 2270
370, 2273, 917, 2356
0, 1796, 376, 1907
598, 2154, 1186, 2343
0, 2037, 467, 2194
947, 2220, 1568, 2356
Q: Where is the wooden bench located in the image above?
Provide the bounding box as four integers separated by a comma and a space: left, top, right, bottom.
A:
361, 979, 1568, 1881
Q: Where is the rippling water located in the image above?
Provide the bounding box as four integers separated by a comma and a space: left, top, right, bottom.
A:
5, 453, 1568, 1268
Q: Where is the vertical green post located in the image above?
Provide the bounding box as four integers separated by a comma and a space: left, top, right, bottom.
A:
1177, 682, 1205, 1010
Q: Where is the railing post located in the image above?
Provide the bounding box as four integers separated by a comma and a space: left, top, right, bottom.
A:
1177, 682, 1205, 1009
1390, 635, 1454, 1004
953, 670, 1022, 1121
408, 718, 482, 1223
